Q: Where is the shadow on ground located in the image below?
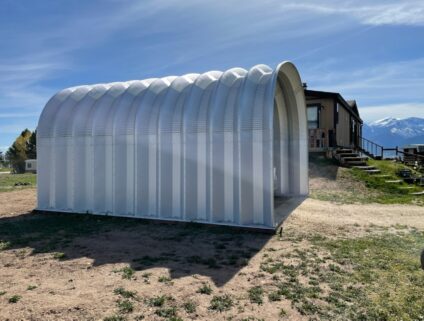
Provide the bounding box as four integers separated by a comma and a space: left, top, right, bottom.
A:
309, 154, 339, 181
0, 210, 284, 286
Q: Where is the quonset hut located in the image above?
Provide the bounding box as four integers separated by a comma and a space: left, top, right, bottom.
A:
37, 61, 308, 230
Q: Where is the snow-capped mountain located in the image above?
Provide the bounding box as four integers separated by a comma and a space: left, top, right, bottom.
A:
363, 117, 424, 147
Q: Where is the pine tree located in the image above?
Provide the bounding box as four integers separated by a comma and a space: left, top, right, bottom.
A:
6, 129, 32, 173
26, 130, 37, 159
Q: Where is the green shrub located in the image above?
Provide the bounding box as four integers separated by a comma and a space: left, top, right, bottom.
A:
248, 286, 264, 304
8, 295, 21, 303
197, 283, 212, 295
116, 299, 134, 314
209, 295, 233, 312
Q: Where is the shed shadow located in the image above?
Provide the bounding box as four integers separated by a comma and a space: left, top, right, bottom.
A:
0, 211, 272, 286
0, 198, 304, 286
309, 154, 339, 181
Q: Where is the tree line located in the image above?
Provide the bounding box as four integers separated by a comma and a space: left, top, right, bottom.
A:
0, 129, 36, 173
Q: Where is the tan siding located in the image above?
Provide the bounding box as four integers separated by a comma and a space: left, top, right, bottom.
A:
336, 106, 351, 147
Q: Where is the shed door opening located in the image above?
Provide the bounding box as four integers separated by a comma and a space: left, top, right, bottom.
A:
273, 70, 302, 198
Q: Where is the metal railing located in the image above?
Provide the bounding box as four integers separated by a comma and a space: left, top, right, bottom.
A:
359, 136, 424, 171
359, 136, 399, 159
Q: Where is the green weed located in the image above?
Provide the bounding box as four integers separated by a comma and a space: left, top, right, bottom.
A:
209, 295, 233, 312
248, 286, 263, 305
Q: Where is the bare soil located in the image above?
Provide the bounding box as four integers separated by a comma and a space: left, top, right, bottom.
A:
0, 188, 423, 321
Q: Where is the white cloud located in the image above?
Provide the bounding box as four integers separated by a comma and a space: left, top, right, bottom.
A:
305, 57, 424, 103
361, 103, 424, 122
303, 57, 424, 122
280, 0, 424, 26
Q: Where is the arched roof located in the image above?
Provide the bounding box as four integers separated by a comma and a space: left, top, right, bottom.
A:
38, 62, 303, 139
37, 61, 307, 229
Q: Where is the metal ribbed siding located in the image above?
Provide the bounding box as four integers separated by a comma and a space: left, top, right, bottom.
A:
37, 61, 308, 229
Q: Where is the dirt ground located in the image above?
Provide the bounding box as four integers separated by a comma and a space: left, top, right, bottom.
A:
1, 187, 423, 321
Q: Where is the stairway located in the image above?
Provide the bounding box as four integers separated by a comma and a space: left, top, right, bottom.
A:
334, 148, 374, 169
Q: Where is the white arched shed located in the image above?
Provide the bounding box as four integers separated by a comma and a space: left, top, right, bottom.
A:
37, 61, 308, 230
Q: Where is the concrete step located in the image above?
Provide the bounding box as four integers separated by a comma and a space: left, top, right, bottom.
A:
385, 180, 403, 183
410, 191, 424, 196
352, 166, 376, 170
399, 186, 414, 189
364, 169, 381, 174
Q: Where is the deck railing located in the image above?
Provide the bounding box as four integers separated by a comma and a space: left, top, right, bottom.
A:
359, 136, 398, 159
359, 136, 424, 169
308, 128, 328, 149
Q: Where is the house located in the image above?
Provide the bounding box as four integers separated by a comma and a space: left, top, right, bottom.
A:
25, 159, 37, 173
304, 89, 363, 153
36, 61, 308, 230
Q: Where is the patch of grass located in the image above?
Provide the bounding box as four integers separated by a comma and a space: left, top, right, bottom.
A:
183, 300, 196, 313
268, 291, 281, 302
248, 286, 263, 305
141, 272, 152, 278
279, 308, 287, 317
158, 275, 172, 283
117, 267, 134, 280
147, 295, 167, 307
27, 285, 37, 291
285, 229, 424, 320
116, 299, 134, 314
155, 306, 177, 318
8, 295, 21, 303
104, 315, 127, 321
209, 294, 233, 312
0, 173, 36, 192
0, 291, 6, 296
197, 283, 213, 295
296, 300, 320, 315
0, 240, 11, 251
323, 231, 424, 319
53, 252, 66, 260
113, 287, 137, 299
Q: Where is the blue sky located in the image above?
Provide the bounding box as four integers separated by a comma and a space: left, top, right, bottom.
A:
1, 0, 423, 151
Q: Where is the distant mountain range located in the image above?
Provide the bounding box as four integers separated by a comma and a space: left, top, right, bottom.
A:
363, 117, 424, 148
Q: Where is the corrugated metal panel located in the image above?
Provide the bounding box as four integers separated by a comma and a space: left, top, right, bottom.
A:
37, 61, 308, 229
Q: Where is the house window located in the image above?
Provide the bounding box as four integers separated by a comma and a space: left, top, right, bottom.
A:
27, 163, 32, 169
307, 105, 319, 129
